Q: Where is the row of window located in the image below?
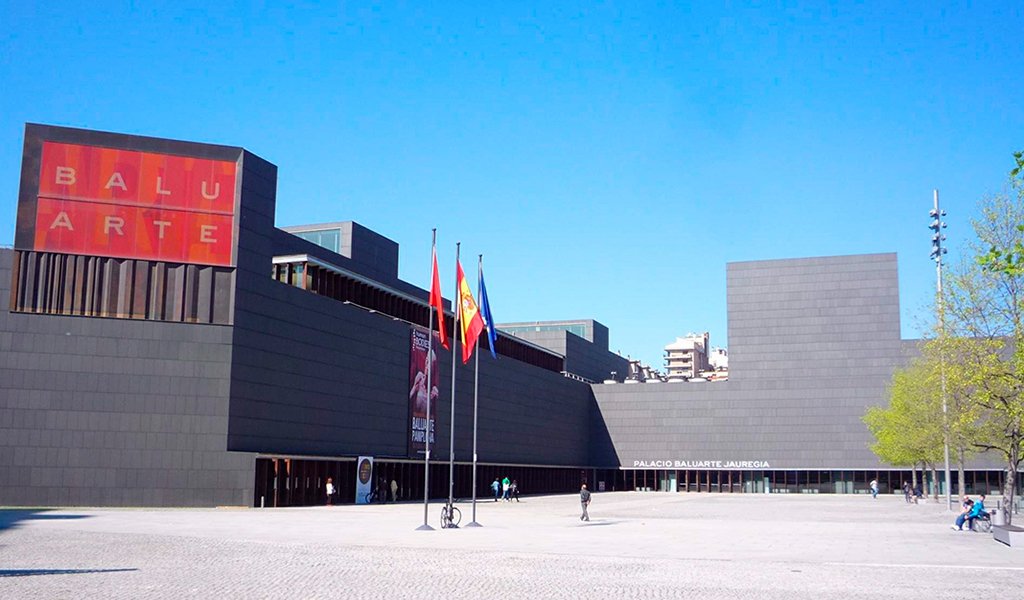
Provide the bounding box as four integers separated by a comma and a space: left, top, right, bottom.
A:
272, 260, 564, 373
9, 249, 569, 376
10, 250, 234, 324
502, 324, 590, 339
610, 469, 1021, 496
254, 457, 587, 507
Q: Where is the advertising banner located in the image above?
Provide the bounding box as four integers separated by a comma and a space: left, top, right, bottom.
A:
28, 141, 238, 266
355, 456, 374, 505
408, 326, 440, 456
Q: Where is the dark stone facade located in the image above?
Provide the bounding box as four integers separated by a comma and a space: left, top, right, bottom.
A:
591, 254, 913, 470
0, 249, 253, 507
7, 124, 998, 508
1, 125, 596, 507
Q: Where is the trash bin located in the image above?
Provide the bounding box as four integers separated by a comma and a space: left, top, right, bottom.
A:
992, 507, 1006, 527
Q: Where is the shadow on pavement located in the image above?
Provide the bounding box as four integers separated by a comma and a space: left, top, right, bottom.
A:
0, 568, 137, 578
0, 510, 90, 533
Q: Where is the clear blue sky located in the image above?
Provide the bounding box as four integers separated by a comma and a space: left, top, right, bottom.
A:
2, 2, 1022, 369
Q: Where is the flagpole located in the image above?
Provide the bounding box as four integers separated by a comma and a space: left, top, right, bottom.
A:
467, 254, 483, 527
416, 229, 437, 531
447, 242, 460, 527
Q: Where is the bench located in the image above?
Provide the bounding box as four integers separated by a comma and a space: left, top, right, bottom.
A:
993, 524, 1024, 548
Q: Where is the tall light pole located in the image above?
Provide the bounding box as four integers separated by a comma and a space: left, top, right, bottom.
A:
929, 189, 952, 510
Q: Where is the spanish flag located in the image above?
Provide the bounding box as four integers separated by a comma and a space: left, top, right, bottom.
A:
456, 260, 484, 363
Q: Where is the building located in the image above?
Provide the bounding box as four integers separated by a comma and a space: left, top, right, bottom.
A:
497, 319, 628, 383
2, 124, 608, 507
664, 332, 710, 381
625, 359, 664, 383
1, 124, 1018, 507
708, 347, 728, 372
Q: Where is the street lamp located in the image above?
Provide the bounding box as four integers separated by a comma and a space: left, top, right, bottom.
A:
929, 189, 952, 510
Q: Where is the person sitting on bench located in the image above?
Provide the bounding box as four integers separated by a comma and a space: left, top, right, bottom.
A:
967, 494, 989, 530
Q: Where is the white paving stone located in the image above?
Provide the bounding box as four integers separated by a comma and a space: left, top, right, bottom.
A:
0, 493, 1019, 599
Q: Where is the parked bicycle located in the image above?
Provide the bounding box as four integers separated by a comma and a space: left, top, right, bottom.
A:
439, 500, 461, 529
970, 512, 992, 533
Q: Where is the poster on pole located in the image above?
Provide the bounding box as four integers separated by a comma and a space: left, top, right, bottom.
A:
355, 456, 374, 504
408, 326, 439, 457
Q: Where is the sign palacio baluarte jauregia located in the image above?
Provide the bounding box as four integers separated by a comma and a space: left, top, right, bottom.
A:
633, 460, 772, 469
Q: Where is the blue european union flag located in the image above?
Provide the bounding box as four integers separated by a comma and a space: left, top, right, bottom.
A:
478, 267, 498, 359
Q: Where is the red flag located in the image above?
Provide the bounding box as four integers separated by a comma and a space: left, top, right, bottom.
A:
430, 247, 449, 349
456, 260, 484, 363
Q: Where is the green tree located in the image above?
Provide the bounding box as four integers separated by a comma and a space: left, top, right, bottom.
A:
921, 334, 988, 496
865, 358, 944, 480
942, 151, 1024, 525
978, 150, 1024, 275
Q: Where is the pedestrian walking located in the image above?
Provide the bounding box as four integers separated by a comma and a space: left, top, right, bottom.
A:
510, 480, 520, 502
491, 478, 501, 502
579, 484, 591, 521
869, 478, 879, 499
325, 477, 335, 506
502, 476, 511, 501
902, 481, 911, 503
390, 479, 399, 502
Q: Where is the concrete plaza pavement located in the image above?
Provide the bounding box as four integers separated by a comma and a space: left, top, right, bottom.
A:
0, 492, 1020, 599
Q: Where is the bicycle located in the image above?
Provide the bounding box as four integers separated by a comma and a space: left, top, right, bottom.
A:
969, 512, 992, 533
439, 500, 461, 529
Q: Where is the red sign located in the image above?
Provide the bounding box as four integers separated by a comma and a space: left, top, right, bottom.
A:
32, 142, 237, 266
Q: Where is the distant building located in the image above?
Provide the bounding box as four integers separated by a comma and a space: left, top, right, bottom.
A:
499, 319, 606, 346
627, 359, 665, 383
664, 332, 711, 381
699, 347, 729, 380
497, 319, 628, 383
709, 347, 728, 371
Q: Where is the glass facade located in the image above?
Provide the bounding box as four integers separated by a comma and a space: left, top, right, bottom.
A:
254, 457, 586, 507
501, 323, 590, 339
247, 461, 1024, 508
594, 469, 1022, 498
294, 228, 341, 254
